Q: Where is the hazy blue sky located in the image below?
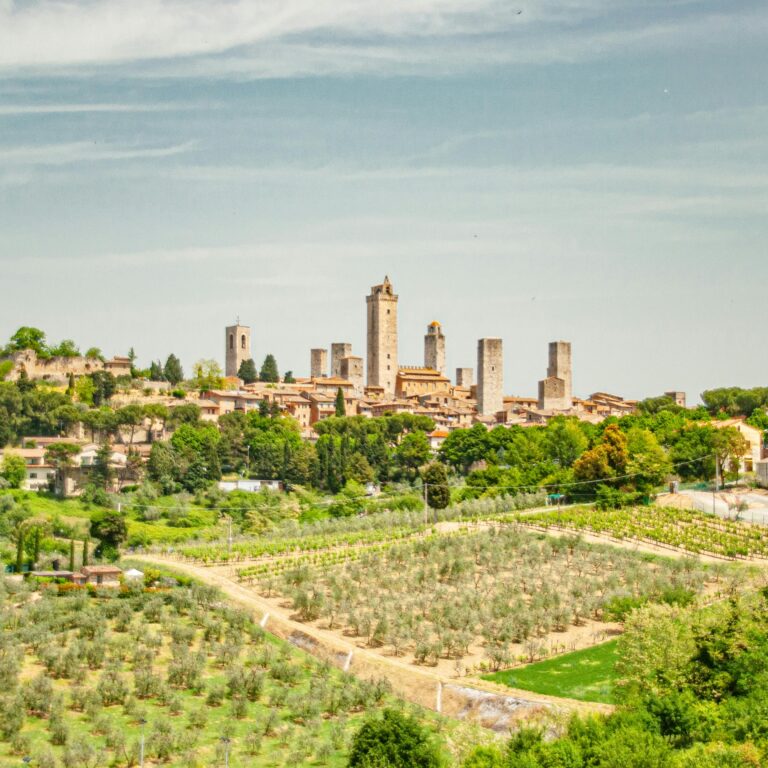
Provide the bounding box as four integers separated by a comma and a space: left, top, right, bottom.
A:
1, 0, 766, 401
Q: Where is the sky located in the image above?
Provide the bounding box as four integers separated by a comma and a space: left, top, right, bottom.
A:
1, 0, 766, 402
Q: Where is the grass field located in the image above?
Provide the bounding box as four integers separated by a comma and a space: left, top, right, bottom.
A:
482, 640, 619, 704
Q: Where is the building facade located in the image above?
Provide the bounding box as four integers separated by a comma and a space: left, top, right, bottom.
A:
366, 276, 398, 394
456, 368, 473, 388
538, 340, 573, 411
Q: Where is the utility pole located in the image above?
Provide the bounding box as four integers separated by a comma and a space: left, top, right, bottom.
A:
713, 452, 719, 517
139, 718, 146, 768
221, 737, 231, 768
227, 516, 233, 555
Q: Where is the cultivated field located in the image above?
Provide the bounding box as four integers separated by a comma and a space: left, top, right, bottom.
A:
513, 506, 768, 560
247, 527, 711, 674
0, 578, 413, 768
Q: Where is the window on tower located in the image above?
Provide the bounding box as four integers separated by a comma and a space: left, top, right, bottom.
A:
241, 334, 246, 349
229, 334, 234, 351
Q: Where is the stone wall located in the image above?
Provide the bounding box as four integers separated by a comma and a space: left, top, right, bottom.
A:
340, 356, 364, 395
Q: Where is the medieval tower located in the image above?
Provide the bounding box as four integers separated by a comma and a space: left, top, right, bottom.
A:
477, 338, 503, 417
331, 342, 353, 378
225, 323, 251, 378
538, 340, 573, 410
424, 321, 446, 375
366, 276, 398, 393
310, 348, 328, 379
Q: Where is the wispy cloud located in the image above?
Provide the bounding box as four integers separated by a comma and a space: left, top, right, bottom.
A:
0, 140, 196, 166
0, 103, 201, 116
0, 0, 764, 77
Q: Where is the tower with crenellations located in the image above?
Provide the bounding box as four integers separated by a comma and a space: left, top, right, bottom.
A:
225, 323, 251, 378
366, 276, 398, 394
424, 321, 446, 375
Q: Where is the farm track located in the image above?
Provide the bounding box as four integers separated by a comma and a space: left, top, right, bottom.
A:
130, 553, 614, 729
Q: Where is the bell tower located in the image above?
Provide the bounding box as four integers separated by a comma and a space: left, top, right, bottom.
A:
366, 276, 398, 394
225, 323, 251, 378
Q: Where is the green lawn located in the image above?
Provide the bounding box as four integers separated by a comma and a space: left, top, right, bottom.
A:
482, 640, 619, 704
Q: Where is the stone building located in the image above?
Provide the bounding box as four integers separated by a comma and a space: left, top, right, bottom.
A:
477, 338, 503, 417
331, 343, 353, 378
456, 368, 473, 388
1, 349, 131, 384
366, 276, 398, 394
225, 324, 251, 378
395, 367, 451, 398
310, 348, 328, 379
538, 341, 572, 411
424, 321, 446, 375
665, 391, 687, 408
340, 355, 364, 395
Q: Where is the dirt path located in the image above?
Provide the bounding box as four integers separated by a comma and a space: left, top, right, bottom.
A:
130, 554, 612, 729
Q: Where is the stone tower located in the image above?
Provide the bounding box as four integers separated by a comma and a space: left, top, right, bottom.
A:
340, 356, 364, 395
477, 338, 503, 417
331, 343, 353, 378
424, 321, 446, 375
538, 341, 572, 410
310, 348, 328, 379
366, 276, 398, 394
456, 368, 473, 388
225, 324, 251, 378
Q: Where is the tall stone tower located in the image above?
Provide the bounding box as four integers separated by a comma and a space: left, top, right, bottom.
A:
366, 276, 398, 394
331, 343, 353, 378
456, 368, 473, 388
424, 322, 446, 375
538, 341, 572, 410
477, 338, 503, 417
310, 348, 328, 379
225, 324, 251, 378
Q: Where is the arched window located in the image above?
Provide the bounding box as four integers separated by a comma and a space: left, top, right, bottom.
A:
241, 334, 246, 350
229, 334, 234, 351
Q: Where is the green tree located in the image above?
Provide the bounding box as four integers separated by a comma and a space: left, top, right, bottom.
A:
238, 358, 258, 384
259, 354, 280, 383
193, 359, 224, 391
543, 417, 589, 468
0, 453, 26, 489
335, 387, 346, 418
116, 404, 144, 445
90, 510, 128, 556
5, 327, 49, 357
84, 347, 104, 362
395, 432, 431, 479
284, 371, 296, 384
348, 709, 445, 768
50, 339, 80, 357
44, 443, 81, 470
149, 361, 165, 381
163, 354, 184, 386
423, 463, 450, 510
89, 371, 117, 406
91, 442, 115, 490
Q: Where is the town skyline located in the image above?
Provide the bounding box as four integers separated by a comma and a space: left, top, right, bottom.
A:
2, 0, 766, 401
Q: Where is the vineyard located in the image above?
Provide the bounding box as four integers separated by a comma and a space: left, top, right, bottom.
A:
160, 494, 547, 565
253, 528, 711, 672
512, 506, 768, 560
0, 578, 418, 768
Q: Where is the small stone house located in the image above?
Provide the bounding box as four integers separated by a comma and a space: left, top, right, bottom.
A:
79, 565, 123, 586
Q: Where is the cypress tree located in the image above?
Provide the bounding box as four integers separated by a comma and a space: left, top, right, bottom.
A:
32, 529, 40, 568
69, 539, 76, 571
335, 387, 346, 418
259, 354, 280, 383
238, 358, 258, 384
15, 532, 24, 573
82, 537, 89, 567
